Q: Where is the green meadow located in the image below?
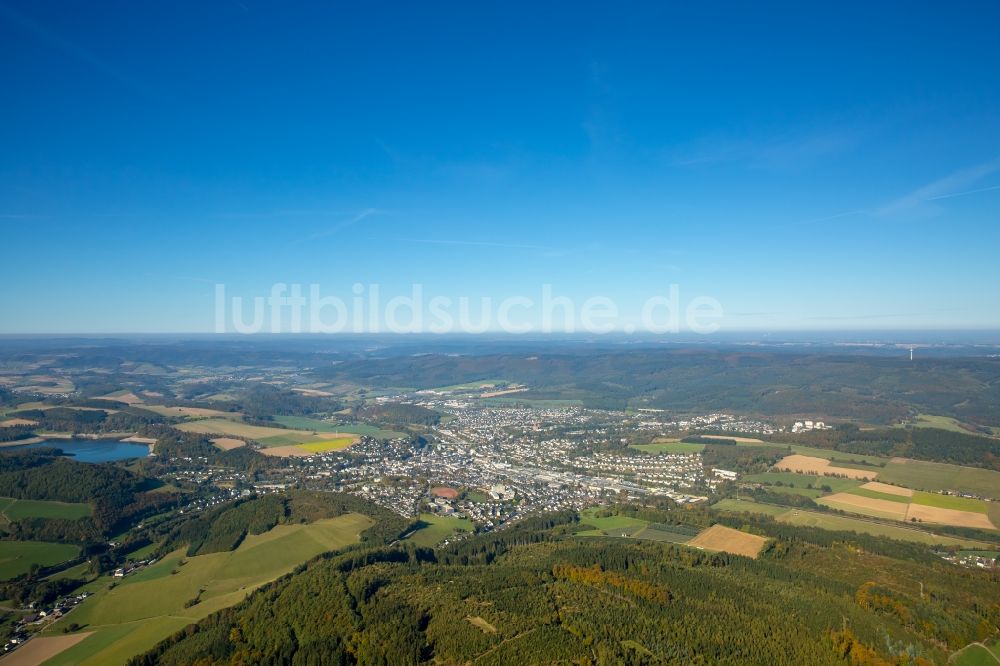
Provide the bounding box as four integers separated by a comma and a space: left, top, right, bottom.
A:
0, 541, 79, 581
43, 513, 373, 666
405, 513, 474, 548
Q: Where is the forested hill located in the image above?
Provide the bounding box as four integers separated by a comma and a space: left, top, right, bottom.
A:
313, 350, 1000, 426
132, 513, 1000, 666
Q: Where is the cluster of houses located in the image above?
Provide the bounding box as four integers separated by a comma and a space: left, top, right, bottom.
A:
791, 420, 830, 433
113, 557, 157, 578
3, 592, 92, 654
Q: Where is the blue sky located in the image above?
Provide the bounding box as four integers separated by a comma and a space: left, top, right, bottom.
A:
1, 1, 998, 334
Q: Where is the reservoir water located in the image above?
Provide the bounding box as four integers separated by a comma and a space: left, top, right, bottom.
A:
13, 438, 151, 463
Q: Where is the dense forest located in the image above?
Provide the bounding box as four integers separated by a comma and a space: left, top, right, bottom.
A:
131, 509, 1000, 666
0, 449, 178, 536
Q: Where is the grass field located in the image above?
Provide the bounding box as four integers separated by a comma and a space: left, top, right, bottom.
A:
877, 460, 1000, 499
0, 541, 79, 581
910, 490, 989, 513
712, 498, 792, 517
952, 643, 1000, 666
845, 487, 909, 504
742, 471, 861, 493
630, 441, 704, 454
902, 414, 982, 435
140, 405, 233, 419
405, 513, 474, 548
0, 497, 92, 521
42, 513, 373, 666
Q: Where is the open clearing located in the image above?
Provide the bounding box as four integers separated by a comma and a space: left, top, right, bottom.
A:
776, 454, 878, 480
466, 616, 498, 634
686, 524, 767, 558
860, 481, 912, 497
743, 471, 861, 493
819, 493, 908, 521
703, 435, 764, 443
42, 513, 373, 666
0, 541, 79, 581
209, 437, 245, 450
0, 632, 92, 666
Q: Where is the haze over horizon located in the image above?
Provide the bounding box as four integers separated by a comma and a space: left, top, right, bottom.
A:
2, 2, 999, 334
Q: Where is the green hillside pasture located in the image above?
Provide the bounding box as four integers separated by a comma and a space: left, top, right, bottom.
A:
630, 441, 704, 454
405, 513, 474, 548
904, 414, 979, 434
0, 541, 79, 581
43, 514, 373, 666
2, 497, 92, 521
877, 460, 1000, 499
777, 508, 991, 548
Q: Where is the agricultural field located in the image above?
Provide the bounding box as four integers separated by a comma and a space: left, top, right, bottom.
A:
776, 454, 878, 480
876, 459, 1000, 499
405, 513, 474, 548
778, 508, 992, 548
175, 418, 359, 451
712, 498, 792, 517
40, 513, 373, 666
686, 524, 768, 559
140, 405, 233, 419
901, 413, 982, 435
0, 497, 92, 521
576, 509, 701, 544
0, 541, 79, 581
209, 437, 245, 451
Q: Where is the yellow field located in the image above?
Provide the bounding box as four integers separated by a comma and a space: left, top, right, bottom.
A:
904, 503, 996, 530
819, 493, 908, 521
297, 437, 356, 453
686, 524, 768, 558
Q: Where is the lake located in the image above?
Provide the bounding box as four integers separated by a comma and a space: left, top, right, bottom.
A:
14, 439, 151, 463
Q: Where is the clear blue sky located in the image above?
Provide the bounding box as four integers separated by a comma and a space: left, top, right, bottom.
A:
1, 1, 998, 334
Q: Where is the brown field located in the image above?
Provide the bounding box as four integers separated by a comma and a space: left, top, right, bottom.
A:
0, 418, 37, 427
820, 492, 908, 520
686, 524, 768, 558
0, 632, 92, 665
481, 387, 528, 398
904, 503, 997, 530
258, 445, 314, 458
431, 486, 459, 499
211, 437, 246, 450
776, 454, 877, 480
860, 481, 913, 497
98, 391, 144, 405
